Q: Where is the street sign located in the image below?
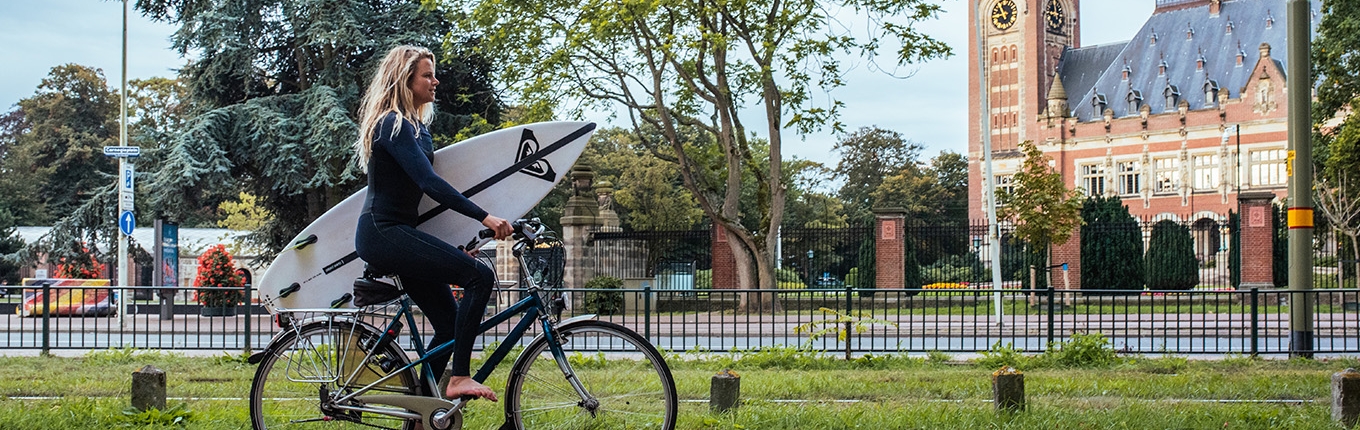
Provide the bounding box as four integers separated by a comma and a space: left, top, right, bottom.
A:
119, 210, 136, 236
119, 163, 135, 212
103, 146, 142, 158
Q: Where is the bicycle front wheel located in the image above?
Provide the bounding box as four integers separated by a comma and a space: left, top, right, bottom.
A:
504, 320, 677, 429
249, 320, 423, 429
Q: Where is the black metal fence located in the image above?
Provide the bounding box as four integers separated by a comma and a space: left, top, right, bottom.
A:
2, 283, 1356, 356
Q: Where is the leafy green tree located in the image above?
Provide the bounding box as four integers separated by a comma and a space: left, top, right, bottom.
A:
873, 151, 969, 264
1312, 0, 1360, 124
0, 210, 25, 285
133, 0, 503, 257
455, 0, 950, 311
784, 158, 847, 229
1145, 220, 1198, 290
995, 141, 1083, 282
834, 127, 924, 224
1081, 195, 1144, 292
1312, 0, 1360, 283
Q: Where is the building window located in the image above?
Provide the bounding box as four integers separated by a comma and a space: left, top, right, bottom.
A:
1204, 80, 1219, 108
1154, 157, 1180, 194
1250, 149, 1286, 186
1117, 161, 1142, 195
993, 175, 1014, 195
1127, 90, 1142, 114
1163, 85, 1180, 112
1192, 154, 1220, 191
1080, 164, 1106, 196
1092, 93, 1107, 113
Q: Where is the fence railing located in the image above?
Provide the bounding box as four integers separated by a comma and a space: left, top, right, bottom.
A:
3, 283, 1356, 356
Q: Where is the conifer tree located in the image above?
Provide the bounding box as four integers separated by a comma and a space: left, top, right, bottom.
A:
1145, 220, 1199, 290
1081, 195, 1144, 292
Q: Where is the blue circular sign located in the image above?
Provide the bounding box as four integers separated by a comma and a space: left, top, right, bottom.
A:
119, 210, 136, 236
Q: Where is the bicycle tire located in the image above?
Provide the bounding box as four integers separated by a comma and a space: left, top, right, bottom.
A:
250, 320, 424, 429
503, 320, 677, 429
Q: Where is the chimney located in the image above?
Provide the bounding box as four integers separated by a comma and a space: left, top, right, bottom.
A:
1210, 0, 1221, 16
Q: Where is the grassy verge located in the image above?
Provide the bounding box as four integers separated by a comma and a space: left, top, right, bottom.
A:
1, 347, 1357, 429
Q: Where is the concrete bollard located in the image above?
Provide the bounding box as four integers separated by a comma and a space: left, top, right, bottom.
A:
132, 365, 167, 411
710, 369, 740, 413
992, 366, 1025, 413
1335, 368, 1360, 427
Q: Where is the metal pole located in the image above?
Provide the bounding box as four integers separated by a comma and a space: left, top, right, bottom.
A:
42, 282, 52, 356
975, 0, 1005, 327
243, 277, 252, 354
117, 0, 130, 329
1285, 0, 1314, 359
844, 284, 853, 361
1250, 287, 1259, 356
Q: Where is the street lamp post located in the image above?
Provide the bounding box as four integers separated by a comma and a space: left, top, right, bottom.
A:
806, 250, 814, 287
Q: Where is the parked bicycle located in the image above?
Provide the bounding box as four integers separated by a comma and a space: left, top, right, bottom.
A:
247, 219, 678, 429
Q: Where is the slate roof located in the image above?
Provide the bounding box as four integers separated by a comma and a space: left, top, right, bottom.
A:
1058, 0, 1321, 122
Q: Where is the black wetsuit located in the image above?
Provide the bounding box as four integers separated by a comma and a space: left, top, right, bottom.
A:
355, 112, 495, 383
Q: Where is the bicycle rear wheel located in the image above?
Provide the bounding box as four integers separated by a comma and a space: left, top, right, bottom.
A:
504, 320, 677, 429
250, 320, 423, 429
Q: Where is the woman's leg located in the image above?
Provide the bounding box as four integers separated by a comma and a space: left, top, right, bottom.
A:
449, 263, 494, 377
400, 276, 458, 383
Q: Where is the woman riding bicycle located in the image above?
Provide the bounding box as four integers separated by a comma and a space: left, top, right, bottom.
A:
352, 45, 512, 403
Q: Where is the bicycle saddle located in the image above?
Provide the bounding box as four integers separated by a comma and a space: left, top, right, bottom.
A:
353, 265, 403, 307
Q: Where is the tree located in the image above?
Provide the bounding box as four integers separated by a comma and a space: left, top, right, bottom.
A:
1316, 173, 1360, 286
1145, 220, 1199, 290
995, 141, 1083, 279
1311, 0, 1360, 124
834, 127, 924, 224
136, 0, 503, 257
455, 0, 950, 311
1081, 195, 1144, 292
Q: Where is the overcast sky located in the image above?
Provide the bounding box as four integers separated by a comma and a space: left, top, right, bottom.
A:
0, 0, 1153, 166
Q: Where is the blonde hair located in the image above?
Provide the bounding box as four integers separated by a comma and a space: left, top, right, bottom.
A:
355, 45, 437, 171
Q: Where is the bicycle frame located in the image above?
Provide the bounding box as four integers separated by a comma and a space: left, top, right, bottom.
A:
269, 243, 594, 426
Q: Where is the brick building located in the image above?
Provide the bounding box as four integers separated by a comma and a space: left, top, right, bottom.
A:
967, 0, 1318, 263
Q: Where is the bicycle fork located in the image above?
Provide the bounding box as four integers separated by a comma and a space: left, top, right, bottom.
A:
543, 319, 599, 415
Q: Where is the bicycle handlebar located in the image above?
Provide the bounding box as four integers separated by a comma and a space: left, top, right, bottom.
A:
460, 218, 548, 252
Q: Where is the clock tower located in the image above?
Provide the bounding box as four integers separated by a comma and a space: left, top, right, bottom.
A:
968, 0, 1079, 219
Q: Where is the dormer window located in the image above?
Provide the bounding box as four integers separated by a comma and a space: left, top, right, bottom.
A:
1186, 24, 1195, 40
1266, 11, 1274, 29
1204, 80, 1220, 108
1236, 48, 1245, 66
1158, 60, 1168, 76
1226, 20, 1234, 35
1196, 55, 1207, 71
1122, 65, 1132, 81
1092, 93, 1108, 113
1150, 31, 1158, 45
1127, 90, 1143, 114
1163, 85, 1180, 112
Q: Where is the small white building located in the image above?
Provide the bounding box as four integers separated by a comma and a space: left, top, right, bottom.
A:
12, 226, 258, 287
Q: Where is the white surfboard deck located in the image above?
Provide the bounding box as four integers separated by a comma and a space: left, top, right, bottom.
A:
256, 121, 596, 312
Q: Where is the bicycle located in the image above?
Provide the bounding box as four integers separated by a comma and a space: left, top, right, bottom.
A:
247, 219, 678, 429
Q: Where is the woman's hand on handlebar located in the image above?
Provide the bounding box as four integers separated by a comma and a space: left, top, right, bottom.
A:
482, 215, 513, 240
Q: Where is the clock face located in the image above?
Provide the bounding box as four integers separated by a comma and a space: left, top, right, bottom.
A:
1045, 0, 1066, 33
991, 0, 1017, 31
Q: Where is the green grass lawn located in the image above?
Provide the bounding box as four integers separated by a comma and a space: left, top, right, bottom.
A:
2, 346, 1359, 429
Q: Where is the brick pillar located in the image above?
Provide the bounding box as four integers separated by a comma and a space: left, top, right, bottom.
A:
1048, 228, 1082, 291
875, 208, 906, 289
711, 225, 738, 289
1239, 192, 1277, 289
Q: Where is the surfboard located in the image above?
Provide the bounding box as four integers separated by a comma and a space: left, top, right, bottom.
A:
256, 121, 596, 312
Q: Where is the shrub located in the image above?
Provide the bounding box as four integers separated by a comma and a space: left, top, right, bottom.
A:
194, 245, 244, 307
582, 276, 623, 315
1145, 220, 1199, 290
976, 341, 1030, 370
920, 254, 983, 285
1043, 333, 1118, 367
694, 269, 712, 289
55, 244, 106, 279
1081, 195, 1144, 292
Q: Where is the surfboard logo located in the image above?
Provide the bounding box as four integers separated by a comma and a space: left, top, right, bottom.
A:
516, 129, 556, 182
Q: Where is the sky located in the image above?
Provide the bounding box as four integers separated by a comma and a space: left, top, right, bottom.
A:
0, 0, 1154, 167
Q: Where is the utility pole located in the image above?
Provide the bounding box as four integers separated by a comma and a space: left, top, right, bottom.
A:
117, 0, 131, 329
975, 2, 1005, 326
1285, 0, 1314, 359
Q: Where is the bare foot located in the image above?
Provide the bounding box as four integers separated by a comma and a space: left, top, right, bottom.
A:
445, 376, 498, 402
